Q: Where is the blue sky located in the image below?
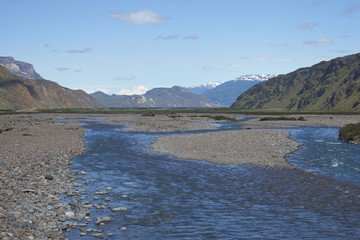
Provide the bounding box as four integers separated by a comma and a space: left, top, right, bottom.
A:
1, 0, 359, 95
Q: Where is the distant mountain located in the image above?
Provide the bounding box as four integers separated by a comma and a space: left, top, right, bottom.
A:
231, 53, 360, 111
90, 91, 154, 108
0, 57, 43, 80
201, 74, 276, 106
186, 82, 224, 95
0, 65, 102, 110
91, 86, 222, 108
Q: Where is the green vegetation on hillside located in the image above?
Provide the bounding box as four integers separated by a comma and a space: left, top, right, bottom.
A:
231, 52, 360, 111
339, 123, 360, 143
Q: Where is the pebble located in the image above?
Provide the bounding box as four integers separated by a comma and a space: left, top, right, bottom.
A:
65, 211, 75, 219
92, 233, 104, 238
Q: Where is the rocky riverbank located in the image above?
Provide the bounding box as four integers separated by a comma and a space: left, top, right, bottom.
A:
0, 114, 86, 240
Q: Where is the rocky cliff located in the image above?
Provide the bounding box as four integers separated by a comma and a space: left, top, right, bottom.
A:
0, 57, 43, 80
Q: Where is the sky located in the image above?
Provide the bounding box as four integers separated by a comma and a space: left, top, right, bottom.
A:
0, 0, 359, 95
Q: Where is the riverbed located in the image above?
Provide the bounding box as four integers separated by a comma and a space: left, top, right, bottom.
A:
65, 119, 360, 239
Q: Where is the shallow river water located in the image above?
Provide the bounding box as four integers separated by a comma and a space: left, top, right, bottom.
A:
66, 120, 360, 239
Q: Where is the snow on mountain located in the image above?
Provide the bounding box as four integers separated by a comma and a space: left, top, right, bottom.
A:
191, 81, 224, 88
186, 81, 224, 95
235, 74, 277, 81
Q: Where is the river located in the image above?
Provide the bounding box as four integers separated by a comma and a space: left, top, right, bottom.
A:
65, 119, 360, 239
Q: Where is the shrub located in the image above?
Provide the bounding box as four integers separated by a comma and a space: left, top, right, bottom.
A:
297, 117, 306, 121
142, 112, 155, 117
196, 115, 235, 121
339, 123, 360, 143
260, 116, 296, 121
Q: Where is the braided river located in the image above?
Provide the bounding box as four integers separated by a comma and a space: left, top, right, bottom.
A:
66, 119, 360, 239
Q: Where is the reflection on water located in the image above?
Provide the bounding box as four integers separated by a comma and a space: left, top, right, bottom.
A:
66, 122, 360, 239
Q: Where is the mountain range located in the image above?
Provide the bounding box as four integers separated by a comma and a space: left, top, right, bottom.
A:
199, 74, 275, 106
92, 74, 275, 108
2, 52, 360, 111
0, 63, 101, 110
91, 86, 222, 108
231, 52, 360, 111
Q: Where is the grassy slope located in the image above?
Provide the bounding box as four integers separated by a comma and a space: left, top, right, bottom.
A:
232, 53, 360, 111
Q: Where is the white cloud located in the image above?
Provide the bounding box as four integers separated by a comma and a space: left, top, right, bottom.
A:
66, 48, 92, 54
116, 85, 148, 95
183, 34, 198, 40
155, 35, 180, 40
203, 65, 214, 71
336, 50, 351, 54
114, 75, 136, 81
298, 23, 318, 30
155, 34, 198, 40
241, 55, 268, 61
56, 67, 70, 72
110, 9, 168, 24
85, 88, 114, 95
343, 5, 360, 15
228, 63, 241, 68
304, 37, 334, 46
276, 57, 292, 62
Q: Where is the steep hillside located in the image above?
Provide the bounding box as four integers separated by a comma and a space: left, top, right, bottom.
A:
231, 53, 360, 111
0, 65, 102, 110
91, 86, 222, 108
0, 57, 43, 80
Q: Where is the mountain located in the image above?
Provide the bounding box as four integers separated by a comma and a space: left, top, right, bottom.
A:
91, 86, 222, 108
90, 91, 154, 108
0, 57, 43, 80
231, 53, 360, 111
0, 65, 102, 110
186, 82, 224, 95
201, 74, 276, 106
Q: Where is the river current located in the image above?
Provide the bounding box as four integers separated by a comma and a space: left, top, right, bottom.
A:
65, 119, 360, 239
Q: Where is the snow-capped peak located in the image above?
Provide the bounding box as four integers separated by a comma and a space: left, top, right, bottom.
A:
235, 74, 276, 81
189, 81, 224, 89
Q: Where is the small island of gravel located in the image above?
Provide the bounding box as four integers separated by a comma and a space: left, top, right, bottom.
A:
151, 129, 300, 168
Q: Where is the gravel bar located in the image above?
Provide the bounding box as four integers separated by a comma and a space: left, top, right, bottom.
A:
152, 129, 300, 168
